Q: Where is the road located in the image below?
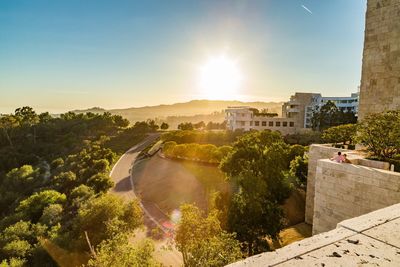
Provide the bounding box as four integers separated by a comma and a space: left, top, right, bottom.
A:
110, 133, 183, 266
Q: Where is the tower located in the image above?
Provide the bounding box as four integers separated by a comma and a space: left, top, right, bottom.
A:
358, 0, 400, 119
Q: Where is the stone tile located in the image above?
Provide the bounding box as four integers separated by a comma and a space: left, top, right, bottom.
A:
227, 228, 355, 267
338, 203, 400, 233
363, 217, 400, 248
277, 234, 400, 267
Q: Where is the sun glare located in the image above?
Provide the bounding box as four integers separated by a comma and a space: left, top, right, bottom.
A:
197, 54, 244, 100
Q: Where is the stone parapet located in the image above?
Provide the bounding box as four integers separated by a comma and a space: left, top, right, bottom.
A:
312, 159, 400, 234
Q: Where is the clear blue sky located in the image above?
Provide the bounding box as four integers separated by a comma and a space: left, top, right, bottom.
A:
0, 0, 367, 113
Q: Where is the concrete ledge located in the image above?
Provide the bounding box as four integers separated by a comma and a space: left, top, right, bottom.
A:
228, 203, 400, 267
338, 203, 400, 233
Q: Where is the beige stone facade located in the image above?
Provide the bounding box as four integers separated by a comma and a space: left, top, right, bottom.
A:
358, 0, 400, 120
304, 145, 357, 225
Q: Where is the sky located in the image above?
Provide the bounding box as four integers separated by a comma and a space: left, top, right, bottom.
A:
0, 0, 367, 113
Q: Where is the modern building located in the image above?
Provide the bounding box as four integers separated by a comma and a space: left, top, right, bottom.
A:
226, 92, 359, 134
225, 106, 298, 135
282, 92, 359, 128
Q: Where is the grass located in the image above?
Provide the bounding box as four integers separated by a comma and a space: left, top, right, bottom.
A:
181, 161, 230, 198
267, 222, 312, 250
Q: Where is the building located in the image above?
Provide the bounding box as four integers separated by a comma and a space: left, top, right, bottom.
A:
226, 92, 359, 134
282, 92, 359, 128
358, 0, 400, 119
225, 106, 298, 135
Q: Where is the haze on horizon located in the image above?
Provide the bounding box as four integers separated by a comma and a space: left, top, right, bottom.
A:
0, 0, 367, 114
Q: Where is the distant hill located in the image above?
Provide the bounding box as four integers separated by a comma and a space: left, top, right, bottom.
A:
72, 100, 284, 127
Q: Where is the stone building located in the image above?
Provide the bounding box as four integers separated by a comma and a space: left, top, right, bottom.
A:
358, 0, 400, 120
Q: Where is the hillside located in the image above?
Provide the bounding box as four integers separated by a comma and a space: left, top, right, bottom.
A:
72, 100, 284, 125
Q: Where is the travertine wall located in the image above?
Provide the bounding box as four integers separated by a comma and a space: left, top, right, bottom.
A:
358, 0, 400, 120
312, 159, 400, 234
305, 145, 357, 224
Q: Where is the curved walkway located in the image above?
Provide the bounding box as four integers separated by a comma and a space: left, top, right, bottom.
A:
110, 133, 183, 266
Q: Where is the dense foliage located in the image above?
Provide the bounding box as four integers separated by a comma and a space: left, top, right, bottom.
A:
311, 101, 357, 131
175, 204, 242, 267
161, 130, 243, 146
0, 107, 156, 266
219, 130, 300, 255
163, 142, 232, 164
322, 124, 358, 147
357, 110, 400, 162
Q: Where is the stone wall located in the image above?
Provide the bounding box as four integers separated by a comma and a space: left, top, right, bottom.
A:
312, 159, 400, 234
358, 0, 400, 120
305, 144, 358, 224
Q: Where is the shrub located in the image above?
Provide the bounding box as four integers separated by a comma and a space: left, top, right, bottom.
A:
322, 124, 358, 146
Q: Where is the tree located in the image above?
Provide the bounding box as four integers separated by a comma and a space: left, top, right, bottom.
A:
175, 204, 242, 267
15, 190, 66, 223
193, 121, 205, 130
14, 107, 39, 144
177, 122, 194, 131
219, 130, 292, 255
74, 194, 142, 249
289, 154, 309, 188
160, 122, 169, 130
0, 115, 19, 147
357, 110, 400, 160
86, 234, 159, 267
87, 173, 114, 193
322, 124, 358, 146
311, 101, 357, 131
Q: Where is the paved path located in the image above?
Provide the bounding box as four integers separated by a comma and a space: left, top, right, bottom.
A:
110, 133, 183, 266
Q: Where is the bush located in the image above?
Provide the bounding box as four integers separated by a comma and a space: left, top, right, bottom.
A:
162, 142, 232, 164
322, 124, 358, 146
161, 130, 243, 146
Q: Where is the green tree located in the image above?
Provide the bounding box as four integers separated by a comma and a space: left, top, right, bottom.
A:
16, 190, 66, 223
357, 110, 400, 160
193, 121, 206, 130
160, 122, 169, 130
0, 257, 26, 267
74, 194, 142, 249
220, 130, 292, 255
177, 122, 194, 131
0, 115, 19, 147
311, 101, 357, 131
86, 234, 159, 267
175, 204, 242, 267
322, 124, 358, 146
87, 173, 114, 193
289, 154, 309, 188
14, 107, 40, 144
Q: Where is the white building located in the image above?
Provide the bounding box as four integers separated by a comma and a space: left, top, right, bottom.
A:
225, 106, 298, 135
283, 92, 359, 129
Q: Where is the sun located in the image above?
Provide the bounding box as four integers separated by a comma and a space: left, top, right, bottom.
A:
197, 54, 244, 100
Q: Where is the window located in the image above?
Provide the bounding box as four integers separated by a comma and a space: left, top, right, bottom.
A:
250, 121, 253, 126
283, 121, 287, 127
276, 122, 281, 127
269, 121, 273, 127
240, 121, 245, 126
255, 121, 260, 126
262, 121, 267, 126
290, 122, 294, 127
